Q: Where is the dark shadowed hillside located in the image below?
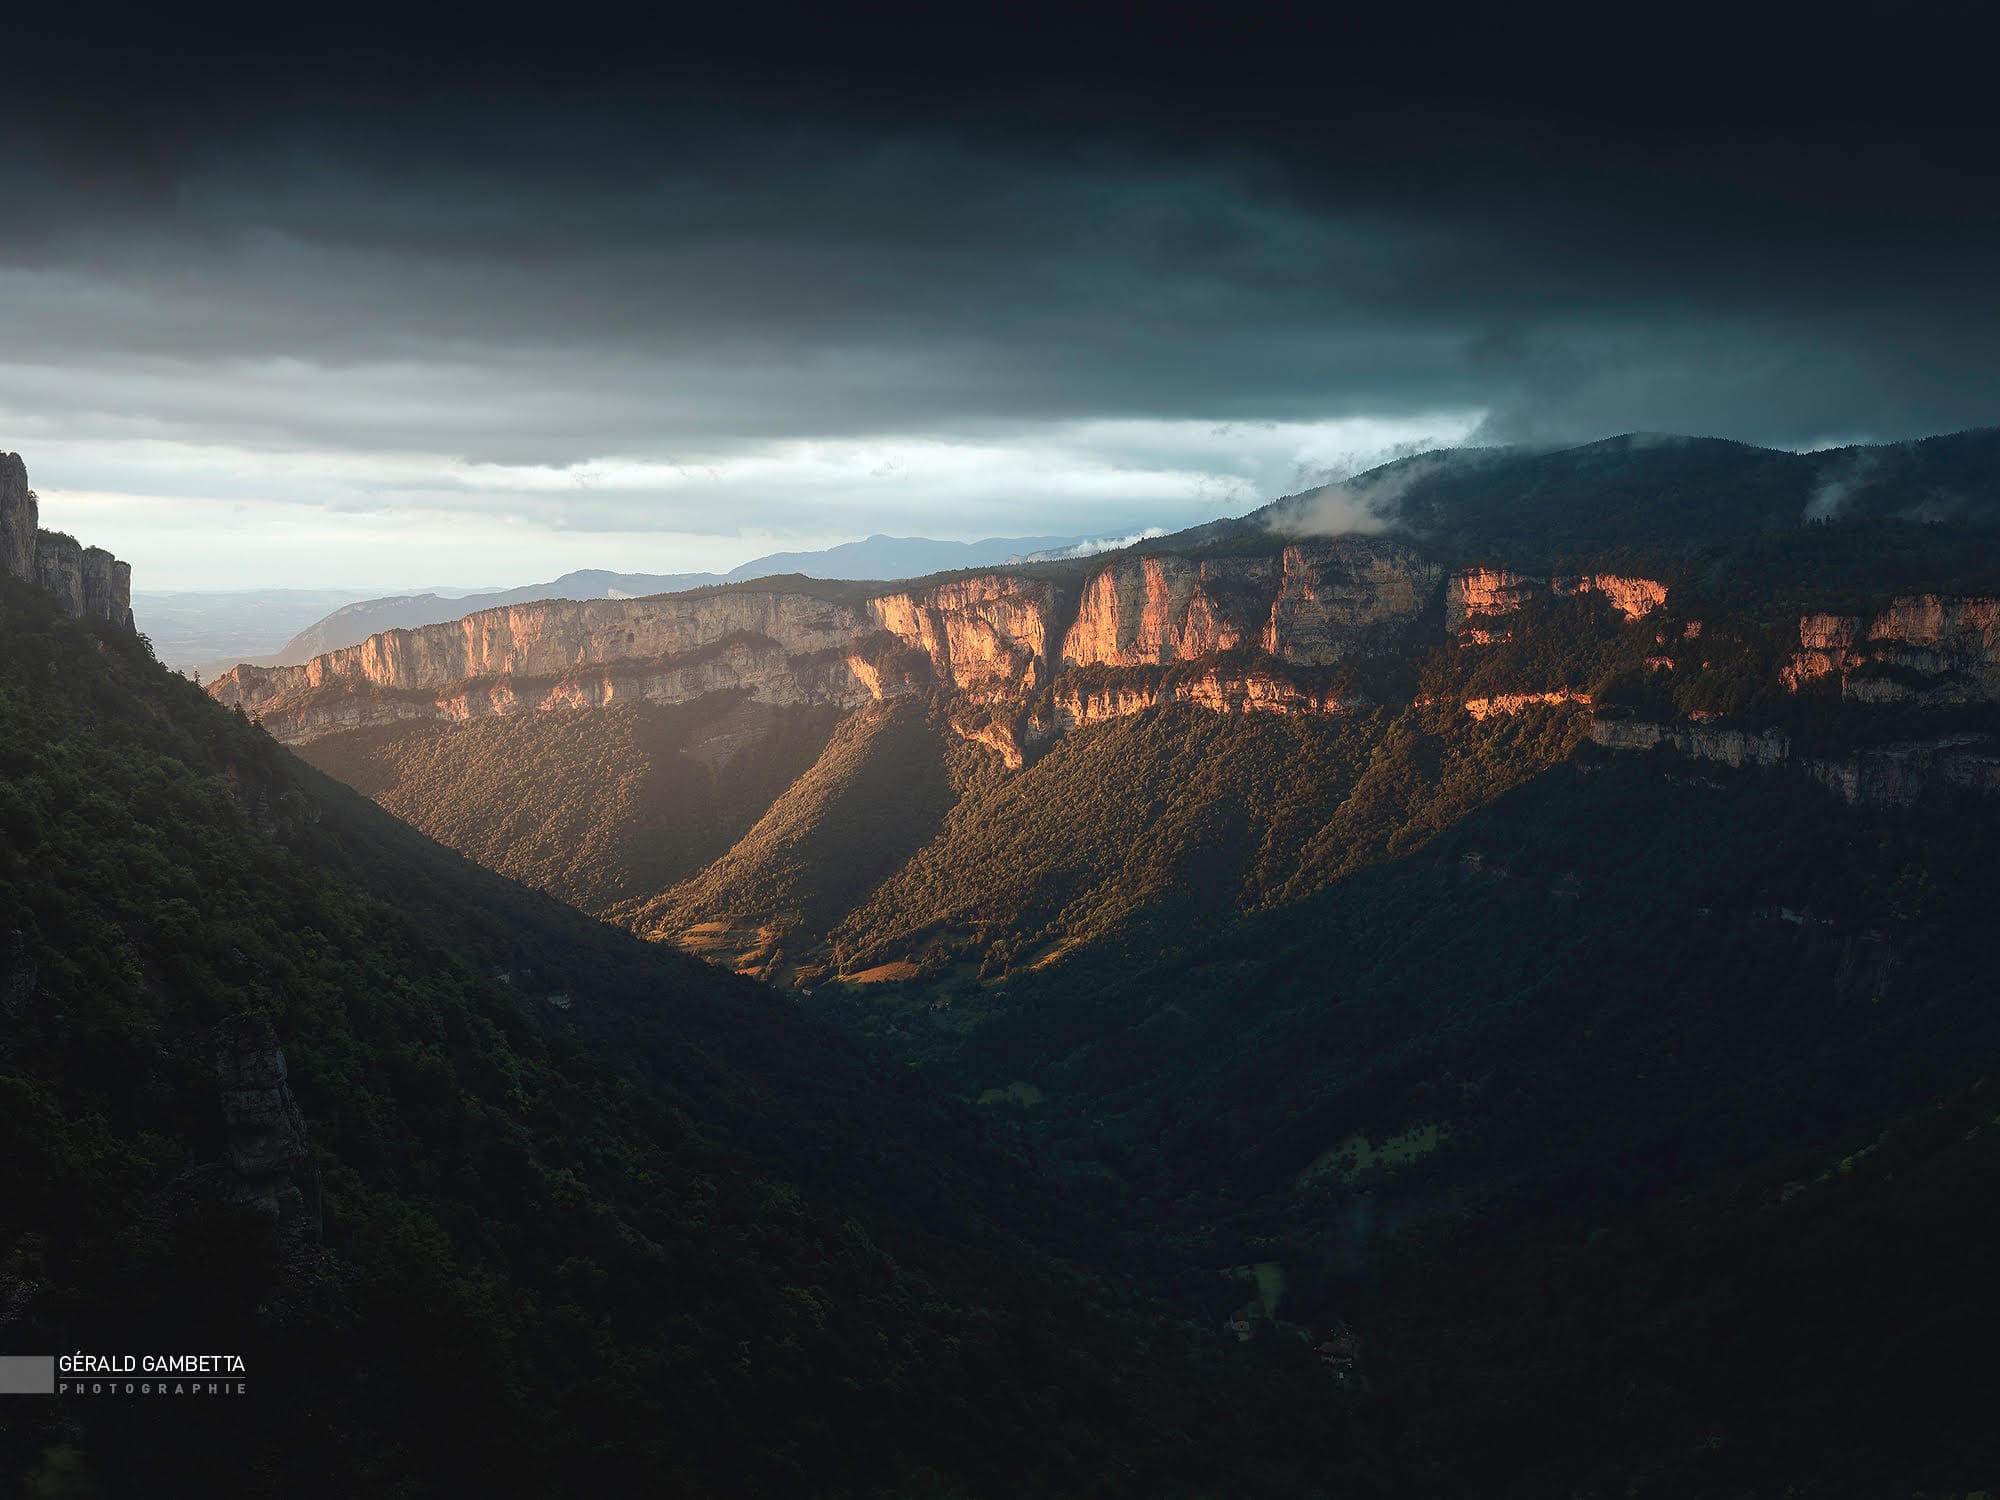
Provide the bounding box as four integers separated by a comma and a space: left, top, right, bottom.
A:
835, 734, 2000, 1496
0, 575, 1361, 1499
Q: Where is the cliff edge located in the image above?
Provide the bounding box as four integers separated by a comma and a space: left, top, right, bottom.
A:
209, 536, 1445, 745
1, 451, 135, 628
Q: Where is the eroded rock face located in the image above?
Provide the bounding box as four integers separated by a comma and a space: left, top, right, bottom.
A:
1048, 682, 1160, 728
844, 649, 924, 701
1783, 596, 2000, 697
33, 532, 83, 613
1595, 712, 2000, 807
1589, 716, 1791, 768
1063, 554, 1269, 667
1805, 737, 2000, 806
1445, 568, 1540, 633
213, 591, 870, 713
0, 453, 33, 583
212, 1014, 315, 1225
1262, 542, 1442, 661
231, 633, 873, 744
2, 453, 136, 625
949, 715, 1029, 770
1063, 538, 1437, 669
1052, 668, 1361, 730
81, 547, 132, 627
212, 537, 1444, 744
1445, 567, 1667, 635
1463, 690, 1592, 720
868, 575, 1059, 698
1553, 573, 1669, 620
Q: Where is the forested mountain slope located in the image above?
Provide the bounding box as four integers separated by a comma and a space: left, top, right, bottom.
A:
304, 694, 845, 914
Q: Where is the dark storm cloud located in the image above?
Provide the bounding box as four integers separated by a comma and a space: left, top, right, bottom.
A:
2, 3, 1997, 584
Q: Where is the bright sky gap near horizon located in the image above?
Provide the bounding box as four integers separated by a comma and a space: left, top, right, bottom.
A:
28, 415, 1478, 592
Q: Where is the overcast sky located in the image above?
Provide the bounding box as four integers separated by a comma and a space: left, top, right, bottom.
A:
3, 5, 1996, 589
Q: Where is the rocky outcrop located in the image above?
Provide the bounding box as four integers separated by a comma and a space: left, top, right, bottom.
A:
1783, 613, 1865, 691
1463, 690, 1592, 720
1591, 712, 2000, 806
1803, 736, 2000, 807
1063, 554, 1271, 666
212, 1014, 317, 1227
1047, 682, 1160, 729
1446, 566, 1667, 637
868, 574, 1059, 699
33, 531, 82, 612
1552, 573, 1669, 619
213, 591, 869, 710
1783, 596, 2000, 700
1062, 537, 1438, 669
1589, 716, 1791, 768
1262, 541, 1442, 659
0, 453, 32, 582
83, 548, 133, 629
1052, 667, 1362, 731
1, 450, 137, 627
949, 714, 1030, 770
1445, 568, 1539, 633
225, 631, 872, 743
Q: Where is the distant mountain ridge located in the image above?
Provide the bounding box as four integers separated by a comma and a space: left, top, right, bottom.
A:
255, 532, 1087, 669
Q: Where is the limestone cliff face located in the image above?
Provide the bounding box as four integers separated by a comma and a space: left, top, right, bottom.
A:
1593, 712, 2000, 806
82, 548, 133, 629
223, 631, 872, 744
1444, 568, 1539, 632
867, 574, 1059, 698
1062, 538, 1438, 670
2, 451, 137, 627
1783, 596, 2000, 698
1782, 613, 1865, 690
214, 590, 867, 709
1589, 716, 1791, 768
1063, 554, 1270, 666
1803, 736, 2000, 806
1553, 573, 1669, 619
213, 537, 1446, 745
1262, 542, 1442, 659
1047, 682, 1160, 728
1463, 690, 1592, 720
1446, 566, 1667, 636
1052, 667, 1361, 730
0, 453, 33, 582
33, 532, 83, 612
